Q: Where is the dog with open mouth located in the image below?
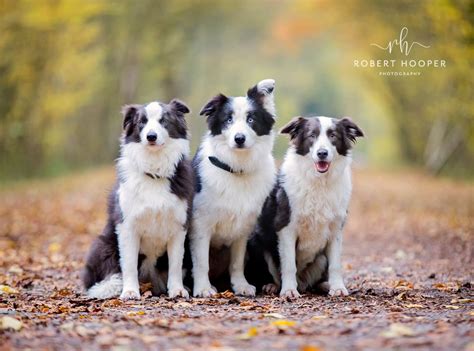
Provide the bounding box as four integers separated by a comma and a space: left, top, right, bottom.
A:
82, 99, 193, 300
189, 79, 277, 297
247, 116, 364, 298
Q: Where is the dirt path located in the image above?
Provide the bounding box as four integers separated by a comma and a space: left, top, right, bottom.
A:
0, 167, 472, 350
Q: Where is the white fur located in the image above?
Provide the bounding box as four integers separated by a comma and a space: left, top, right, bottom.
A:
87, 273, 122, 299
279, 117, 352, 298
87, 109, 191, 300
191, 80, 277, 297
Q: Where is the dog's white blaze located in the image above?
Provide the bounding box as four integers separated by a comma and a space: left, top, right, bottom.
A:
142, 102, 168, 145
220, 97, 256, 148
310, 117, 336, 162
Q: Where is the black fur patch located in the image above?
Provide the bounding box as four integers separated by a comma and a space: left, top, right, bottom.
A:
169, 157, 195, 230
122, 105, 146, 144
199, 94, 231, 136
191, 147, 203, 193
332, 117, 364, 156
280, 117, 321, 156
159, 99, 190, 139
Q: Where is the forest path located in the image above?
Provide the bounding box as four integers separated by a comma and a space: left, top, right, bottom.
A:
0, 167, 472, 350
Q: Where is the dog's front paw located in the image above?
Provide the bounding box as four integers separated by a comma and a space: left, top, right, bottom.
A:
193, 285, 217, 298
168, 286, 189, 299
280, 288, 300, 299
233, 283, 256, 297
328, 284, 349, 297
262, 283, 280, 295
120, 289, 140, 300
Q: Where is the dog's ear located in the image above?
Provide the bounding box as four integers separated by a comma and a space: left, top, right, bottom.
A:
280, 116, 306, 139
247, 79, 276, 117
170, 99, 190, 116
199, 94, 228, 117
121, 104, 140, 133
339, 117, 364, 143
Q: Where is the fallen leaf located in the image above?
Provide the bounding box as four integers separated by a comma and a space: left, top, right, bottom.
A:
271, 320, 297, 329
312, 315, 328, 320
300, 345, 322, 351
1, 316, 22, 331
0, 285, 19, 295
48, 242, 61, 253
238, 327, 258, 340
263, 313, 285, 319
404, 304, 424, 309
381, 324, 416, 338
444, 305, 460, 310
450, 298, 473, 304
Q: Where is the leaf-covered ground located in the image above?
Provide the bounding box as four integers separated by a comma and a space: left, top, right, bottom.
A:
0, 167, 472, 350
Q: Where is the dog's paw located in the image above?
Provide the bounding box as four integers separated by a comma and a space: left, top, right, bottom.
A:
120, 289, 140, 300
280, 288, 300, 299
262, 283, 280, 295
328, 284, 349, 297
233, 283, 256, 297
168, 286, 189, 299
193, 286, 217, 298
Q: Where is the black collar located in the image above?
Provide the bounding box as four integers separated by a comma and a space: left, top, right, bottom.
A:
145, 172, 163, 180
208, 156, 243, 174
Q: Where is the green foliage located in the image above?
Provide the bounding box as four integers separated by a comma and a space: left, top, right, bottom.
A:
0, 0, 472, 180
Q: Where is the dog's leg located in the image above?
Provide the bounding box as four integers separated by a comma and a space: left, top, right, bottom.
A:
167, 230, 189, 298
229, 235, 256, 296
326, 230, 348, 296
118, 224, 141, 300
297, 254, 327, 293
191, 227, 216, 297
278, 227, 300, 298
262, 252, 280, 295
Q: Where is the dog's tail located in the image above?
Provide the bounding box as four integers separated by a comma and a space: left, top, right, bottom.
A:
87, 273, 122, 299
82, 219, 122, 299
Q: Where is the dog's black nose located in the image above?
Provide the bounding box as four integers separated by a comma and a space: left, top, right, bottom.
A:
317, 149, 328, 159
234, 133, 246, 146
147, 132, 157, 142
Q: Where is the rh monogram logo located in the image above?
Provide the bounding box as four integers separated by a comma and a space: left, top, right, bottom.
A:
371, 27, 430, 56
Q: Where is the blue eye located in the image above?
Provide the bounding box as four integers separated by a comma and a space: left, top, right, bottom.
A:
227, 117, 233, 123
247, 116, 254, 123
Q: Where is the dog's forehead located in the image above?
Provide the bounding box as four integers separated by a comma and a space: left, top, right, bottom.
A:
231, 97, 251, 115
145, 102, 163, 120
304, 117, 322, 132
317, 117, 335, 132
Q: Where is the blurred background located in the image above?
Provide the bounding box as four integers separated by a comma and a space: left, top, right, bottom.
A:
0, 0, 472, 181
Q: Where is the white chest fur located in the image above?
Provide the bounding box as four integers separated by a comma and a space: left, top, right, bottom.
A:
194, 135, 276, 247
281, 150, 352, 267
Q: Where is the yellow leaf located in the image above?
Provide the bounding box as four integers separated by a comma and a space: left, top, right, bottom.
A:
271, 320, 297, 328
48, 242, 61, 253
0, 285, 19, 295
444, 305, 460, 310
312, 315, 328, 320
450, 298, 473, 304
238, 327, 258, 340
301, 346, 322, 351
1, 316, 22, 331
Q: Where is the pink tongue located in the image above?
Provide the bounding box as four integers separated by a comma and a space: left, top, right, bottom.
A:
316, 161, 329, 172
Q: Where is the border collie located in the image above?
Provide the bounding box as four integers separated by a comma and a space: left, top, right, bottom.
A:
83, 99, 193, 300
248, 116, 364, 298
190, 79, 277, 297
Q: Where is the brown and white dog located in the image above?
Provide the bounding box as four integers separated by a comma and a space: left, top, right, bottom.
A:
248, 116, 364, 297
83, 99, 193, 300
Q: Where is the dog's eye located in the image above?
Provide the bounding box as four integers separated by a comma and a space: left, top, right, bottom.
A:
140, 116, 148, 124
329, 133, 336, 139
247, 116, 254, 124
227, 117, 233, 124
310, 133, 316, 138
